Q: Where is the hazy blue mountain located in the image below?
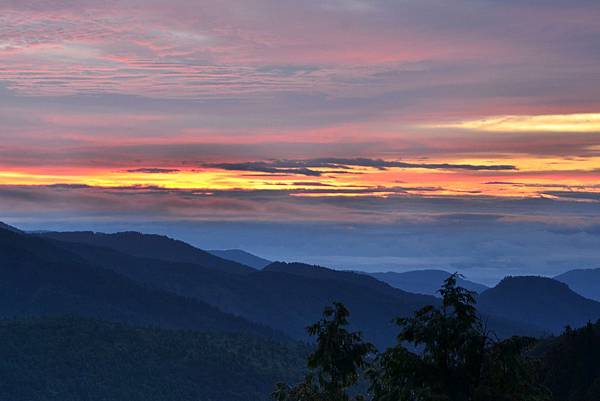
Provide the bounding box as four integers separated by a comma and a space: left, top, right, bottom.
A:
0, 317, 306, 401
79, 245, 441, 346
264, 262, 429, 297
209, 249, 272, 269
38, 228, 546, 346
554, 268, 600, 302
34, 231, 442, 347
369, 269, 488, 296
478, 276, 600, 334
42, 231, 254, 275
0, 225, 275, 338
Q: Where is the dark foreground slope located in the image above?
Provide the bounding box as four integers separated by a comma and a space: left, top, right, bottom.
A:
478, 276, 600, 334
0, 317, 306, 401
534, 320, 600, 401
0, 226, 274, 337
554, 268, 600, 302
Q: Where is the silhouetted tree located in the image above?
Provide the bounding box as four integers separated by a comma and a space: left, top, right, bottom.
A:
274, 302, 375, 401
537, 320, 600, 401
369, 274, 550, 401
276, 276, 553, 401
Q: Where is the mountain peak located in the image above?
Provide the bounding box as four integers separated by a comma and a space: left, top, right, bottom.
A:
478, 275, 600, 334
494, 275, 573, 294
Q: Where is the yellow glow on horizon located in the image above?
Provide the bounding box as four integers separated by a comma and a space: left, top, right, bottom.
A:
1, 155, 600, 200
428, 113, 600, 133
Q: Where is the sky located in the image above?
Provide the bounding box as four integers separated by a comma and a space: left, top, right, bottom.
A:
2, 0, 600, 283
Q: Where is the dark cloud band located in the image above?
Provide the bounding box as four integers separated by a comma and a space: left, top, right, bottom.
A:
125, 168, 181, 174
205, 158, 517, 176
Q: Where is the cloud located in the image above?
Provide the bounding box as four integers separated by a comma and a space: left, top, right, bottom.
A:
2, 181, 600, 225
486, 181, 600, 190
291, 181, 336, 187
428, 113, 600, 133
205, 162, 323, 176
4, 182, 600, 285
1, 1, 600, 285
47, 183, 93, 189
125, 168, 181, 174
205, 158, 516, 176
543, 191, 600, 202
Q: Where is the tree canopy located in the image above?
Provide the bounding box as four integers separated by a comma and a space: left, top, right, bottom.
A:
274, 302, 375, 401
277, 274, 552, 401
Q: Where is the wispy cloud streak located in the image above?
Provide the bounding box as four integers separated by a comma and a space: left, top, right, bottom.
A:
205, 158, 517, 176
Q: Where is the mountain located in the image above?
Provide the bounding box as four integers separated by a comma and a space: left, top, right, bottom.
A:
554, 268, 600, 302
265, 262, 429, 297
369, 270, 488, 296
237, 262, 440, 347
38, 229, 547, 347
0, 317, 306, 401
33, 232, 440, 347
209, 249, 272, 269
0, 222, 22, 233
41, 231, 254, 275
0, 225, 275, 338
478, 276, 600, 334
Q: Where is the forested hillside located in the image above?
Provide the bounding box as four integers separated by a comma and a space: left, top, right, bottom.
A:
0, 317, 307, 401
0, 226, 276, 338
535, 321, 600, 401
39, 232, 549, 347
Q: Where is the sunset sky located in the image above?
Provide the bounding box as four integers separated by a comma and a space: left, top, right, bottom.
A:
2, 1, 600, 282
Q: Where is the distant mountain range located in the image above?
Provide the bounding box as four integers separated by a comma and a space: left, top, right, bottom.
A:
0, 222, 598, 345
36, 227, 554, 342
209, 249, 272, 269
37, 229, 442, 347
0, 227, 521, 343
369, 269, 489, 296
554, 268, 600, 302
3, 221, 600, 399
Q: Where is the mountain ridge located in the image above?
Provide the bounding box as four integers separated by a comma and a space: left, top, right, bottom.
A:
209, 249, 272, 269
5, 223, 590, 346
0, 222, 22, 233
369, 269, 488, 296
28, 234, 446, 347
41, 231, 255, 275
0, 225, 277, 338
477, 275, 600, 334
554, 268, 600, 302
